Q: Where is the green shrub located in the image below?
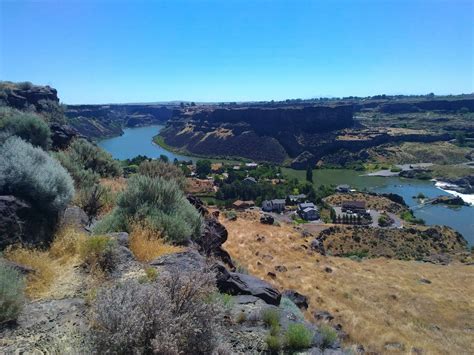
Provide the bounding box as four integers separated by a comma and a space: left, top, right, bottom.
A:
0, 261, 25, 324
80, 235, 117, 273
138, 160, 186, 190
56, 139, 121, 189
266, 335, 281, 352
0, 111, 51, 150
285, 323, 313, 350
261, 308, 280, 329
94, 175, 203, 244
280, 297, 305, 321
319, 324, 338, 349
0, 136, 74, 214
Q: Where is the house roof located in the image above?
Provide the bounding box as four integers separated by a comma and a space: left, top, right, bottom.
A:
243, 177, 257, 183
298, 202, 316, 209
272, 199, 286, 204
288, 194, 307, 200
233, 200, 255, 206
342, 200, 366, 208
302, 207, 317, 213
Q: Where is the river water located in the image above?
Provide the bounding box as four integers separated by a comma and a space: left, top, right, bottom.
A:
98, 125, 474, 244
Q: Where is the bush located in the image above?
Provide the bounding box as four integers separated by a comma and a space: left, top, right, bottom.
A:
0, 136, 74, 215
94, 175, 203, 244
280, 297, 305, 321
319, 324, 338, 349
261, 308, 280, 329
56, 138, 121, 189
91, 269, 222, 354
80, 235, 117, 274
0, 261, 25, 324
285, 323, 313, 350
138, 159, 187, 190
75, 184, 109, 222
266, 335, 281, 352
0, 111, 51, 150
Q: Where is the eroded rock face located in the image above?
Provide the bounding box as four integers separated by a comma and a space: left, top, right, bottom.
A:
0, 195, 57, 250
187, 195, 234, 268
49, 123, 81, 150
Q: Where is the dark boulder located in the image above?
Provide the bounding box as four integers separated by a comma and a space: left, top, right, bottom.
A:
275, 265, 288, 273
260, 214, 274, 225
282, 289, 309, 310
0, 195, 57, 250
150, 250, 207, 273
310, 238, 326, 255
187, 194, 209, 216
314, 310, 334, 322
49, 123, 81, 150
214, 263, 281, 306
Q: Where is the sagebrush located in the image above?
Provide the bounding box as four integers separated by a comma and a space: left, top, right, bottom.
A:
0, 261, 25, 324
94, 175, 203, 244
91, 269, 222, 354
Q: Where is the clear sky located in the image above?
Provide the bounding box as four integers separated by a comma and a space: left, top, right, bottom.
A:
1, 0, 473, 104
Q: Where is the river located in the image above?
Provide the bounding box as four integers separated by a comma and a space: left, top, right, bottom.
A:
99, 125, 474, 244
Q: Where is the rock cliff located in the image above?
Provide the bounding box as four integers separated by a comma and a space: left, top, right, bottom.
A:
65, 104, 176, 139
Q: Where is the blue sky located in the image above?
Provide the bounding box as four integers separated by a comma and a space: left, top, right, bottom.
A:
1, 0, 472, 104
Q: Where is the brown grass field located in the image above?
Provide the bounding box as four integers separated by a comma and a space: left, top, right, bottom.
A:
221, 211, 474, 354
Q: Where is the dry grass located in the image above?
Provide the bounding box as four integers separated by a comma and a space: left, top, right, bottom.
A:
221, 210, 474, 354
98, 177, 127, 215
129, 224, 184, 262
4, 229, 88, 300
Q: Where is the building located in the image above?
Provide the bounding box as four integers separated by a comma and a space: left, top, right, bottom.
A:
243, 177, 257, 184
245, 162, 258, 169
297, 202, 319, 221
262, 199, 286, 212
232, 200, 255, 209
336, 184, 350, 193
341, 201, 366, 214
287, 194, 307, 203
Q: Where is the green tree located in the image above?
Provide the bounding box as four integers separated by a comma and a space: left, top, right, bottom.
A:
196, 160, 212, 178
306, 166, 313, 183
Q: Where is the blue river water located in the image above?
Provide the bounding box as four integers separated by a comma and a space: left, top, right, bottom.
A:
98, 125, 474, 245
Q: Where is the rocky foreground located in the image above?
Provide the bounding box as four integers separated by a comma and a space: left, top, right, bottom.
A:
0, 201, 348, 354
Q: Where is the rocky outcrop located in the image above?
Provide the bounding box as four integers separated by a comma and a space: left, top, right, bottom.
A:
49, 123, 81, 150
316, 225, 469, 261
0, 82, 65, 123
187, 195, 234, 268
65, 104, 176, 139
214, 263, 282, 305
0, 195, 57, 250
282, 290, 309, 310
160, 105, 354, 164
431, 195, 467, 206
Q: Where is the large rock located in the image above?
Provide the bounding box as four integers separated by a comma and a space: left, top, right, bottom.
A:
215, 263, 281, 306
49, 123, 81, 150
282, 289, 309, 310
59, 206, 89, 232
0, 195, 56, 250
260, 214, 274, 225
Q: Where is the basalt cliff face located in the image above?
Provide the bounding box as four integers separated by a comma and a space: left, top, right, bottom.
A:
65, 104, 177, 139
160, 105, 355, 164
